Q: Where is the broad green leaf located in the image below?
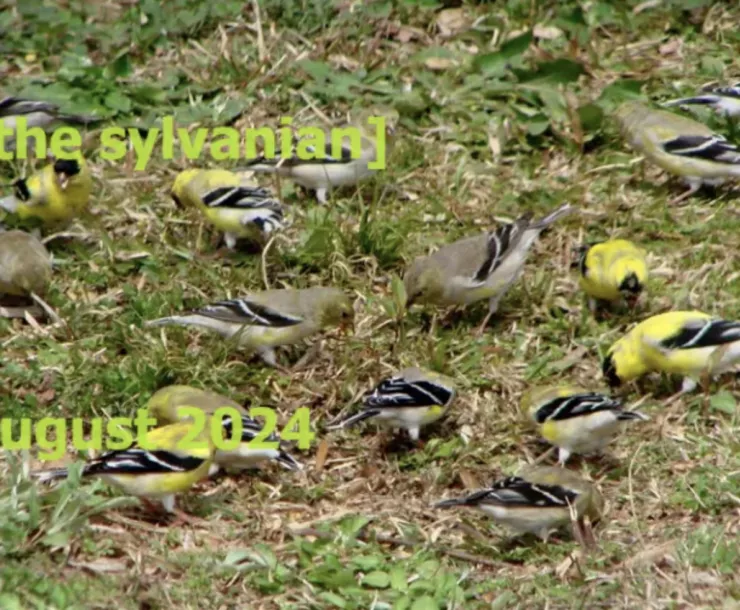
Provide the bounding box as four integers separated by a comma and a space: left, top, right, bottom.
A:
319, 592, 347, 608
598, 79, 644, 104
473, 30, 532, 75
363, 571, 391, 588
299, 60, 334, 82
0, 594, 23, 610
106, 52, 132, 78
390, 566, 408, 591
410, 596, 439, 610
104, 91, 132, 113
526, 118, 551, 136
353, 555, 381, 571
222, 550, 252, 566
517, 58, 585, 85
578, 103, 605, 132
709, 391, 736, 415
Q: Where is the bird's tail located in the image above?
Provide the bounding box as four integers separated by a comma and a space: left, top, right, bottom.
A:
144, 314, 223, 333
238, 158, 280, 173
242, 207, 285, 234
532, 203, 577, 230
325, 409, 380, 430
276, 449, 303, 471
33, 468, 70, 484
56, 113, 105, 126
662, 96, 719, 109
617, 410, 649, 422
434, 497, 467, 509
0, 195, 19, 213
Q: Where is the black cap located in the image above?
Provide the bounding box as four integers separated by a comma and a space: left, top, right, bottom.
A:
53, 159, 81, 176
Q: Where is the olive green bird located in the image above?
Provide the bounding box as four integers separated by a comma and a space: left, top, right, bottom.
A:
144, 287, 354, 366
403, 203, 576, 332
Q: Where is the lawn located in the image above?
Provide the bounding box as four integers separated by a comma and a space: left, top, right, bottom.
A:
1, 0, 739, 608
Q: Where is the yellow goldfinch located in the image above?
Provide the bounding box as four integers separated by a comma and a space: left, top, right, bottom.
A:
144, 287, 354, 366
521, 385, 648, 465
603, 310, 740, 393
575, 239, 648, 310
403, 203, 575, 333
663, 83, 740, 118
0, 155, 92, 226
0, 96, 101, 152
146, 385, 302, 471
326, 367, 456, 442
34, 421, 213, 516
242, 108, 398, 203
170, 168, 285, 249
435, 466, 603, 541
0, 229, 52, 298
614, 101, 740, 204
214, 412, 303, 472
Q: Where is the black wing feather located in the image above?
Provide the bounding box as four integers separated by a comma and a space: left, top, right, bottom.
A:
84, 449, 205, 476
194, 299, 303, 327
202, 186, 275, 208
660, 319, 740, 350
473, 214, 532, 283
363, 377, 454, 409
534, 393, 622, 423
663, 135, 740, 165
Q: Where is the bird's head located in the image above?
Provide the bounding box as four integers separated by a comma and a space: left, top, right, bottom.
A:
319, 290, 355, 332
619, 272, 644, 307
403, 264, 443, 309
53, 158, 81, 191
171, 170, 199, 209
601, 352, 622, 388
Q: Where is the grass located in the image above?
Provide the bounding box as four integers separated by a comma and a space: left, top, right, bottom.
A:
1, 0, 739, 608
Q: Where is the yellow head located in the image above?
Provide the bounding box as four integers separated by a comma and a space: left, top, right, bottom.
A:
613, 101, 650, 131
52, 157, 86, 191
602, 333, 649, 387
403, 262, 444, 308
315, 289, 355, 331
171, 170, 199, 208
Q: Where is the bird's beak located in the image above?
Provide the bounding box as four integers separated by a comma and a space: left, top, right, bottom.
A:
58, 173, 69, 190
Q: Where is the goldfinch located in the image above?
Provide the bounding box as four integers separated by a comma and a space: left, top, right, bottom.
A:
403, 203, 575, 332
214, 413, 302, 472
146, 385, 302, 471
170, 168, 285, 249
0, 96, 101, 152
435, 466, 603, 541
0, 229, 52, 298
614, 101, 740, 204
575, 239, 648, 310
34, 421, 213, 516
144, 287, 354, 366
663, 83, 740, 118
326, 367, 456, 442
0, 155, 92, 227
603, 311, 740, 393
242, 108, 398, 203
521, 385, 648, 465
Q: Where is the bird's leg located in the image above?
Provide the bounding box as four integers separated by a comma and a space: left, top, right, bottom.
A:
680, 377, 698, 394
224, 232, 238, 250
476, 297, 500, 336
258, 347, 279, 367
670, 179, 701, 205
169, 508, 204, 528
408, 426, 424, 448
557, 447, 571, 466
